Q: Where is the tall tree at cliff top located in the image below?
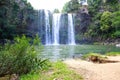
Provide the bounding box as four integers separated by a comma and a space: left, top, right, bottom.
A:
62, 0, 120, 40
87, 0, 120, 40
0, 0, 34, 39
62, 0, 80, 13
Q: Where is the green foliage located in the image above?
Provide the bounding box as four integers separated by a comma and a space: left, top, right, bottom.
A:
106, 0, 118, 5
99, 11, 120, 38
53, 9, 60, 13
112, 31, 120, 38
47, 62, 81, 80
21, 61, 83, 80
85, 0, 120, 40
0, 0, 34, 39
88, 0, 101, 17
107, 0, 119, 11
100, 11, 112, 31
62, 2, 70, 13
112, 11, 120, 30
0, 35, 49, 77
33, 34, 41, 45
106, 52, 120, 56
62, 0, 80, 13
20, 73, 41, 80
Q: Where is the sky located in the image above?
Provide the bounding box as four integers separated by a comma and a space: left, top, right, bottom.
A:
27, 0, 70, 11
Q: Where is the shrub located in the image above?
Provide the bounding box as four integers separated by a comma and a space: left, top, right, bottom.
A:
0, 35, 49, 77
100, 11, 112, 31
112, 31, 120, 38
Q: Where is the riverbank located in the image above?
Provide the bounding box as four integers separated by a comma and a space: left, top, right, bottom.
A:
64, 56, 120, 80
1, 56, 120, 80
20, 61, 83, 80
93, 38, 120, 46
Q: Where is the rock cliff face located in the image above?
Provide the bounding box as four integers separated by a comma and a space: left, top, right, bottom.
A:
74, 8, 91, 43
79, 12, 90, 33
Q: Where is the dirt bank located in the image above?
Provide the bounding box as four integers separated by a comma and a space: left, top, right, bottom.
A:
64, 56, 120, 80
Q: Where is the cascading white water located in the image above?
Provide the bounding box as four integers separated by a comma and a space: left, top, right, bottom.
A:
45, 10, 51, 45
36, 10, 76, 45
52, 14, 61, 45
68, 14, 76, 45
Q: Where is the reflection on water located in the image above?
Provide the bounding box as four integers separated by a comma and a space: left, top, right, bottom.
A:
40, 45, 61, 61
50, 46, 60, 61
68, 45, 75, 58
39, 45, 120, 61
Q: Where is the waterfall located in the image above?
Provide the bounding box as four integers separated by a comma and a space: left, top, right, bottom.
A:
39, 10, 44, 40
44, 10, 51, 45
35, 10, 76, 45
68, 14, 76, 45
52, 14, 61, 45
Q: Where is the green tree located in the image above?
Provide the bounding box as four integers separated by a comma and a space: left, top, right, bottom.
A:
0, 0, 35, 39
104, 0, 120, 12
100, 11, 112, 31
112, 11, 120, 30
0, 35, 49, 76
111, 11, 120, 38
62, 0, 80, 13
53, 9, 60, 13
88, 0, 102, 17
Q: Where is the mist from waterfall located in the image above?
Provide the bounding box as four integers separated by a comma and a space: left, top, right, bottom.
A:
68, 14, 76, 45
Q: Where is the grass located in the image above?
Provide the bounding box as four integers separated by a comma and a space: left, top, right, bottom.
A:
20, 73, 41, 80
106, 52, 120, 56
20, 61, 83, 80
82, 53, 107, 60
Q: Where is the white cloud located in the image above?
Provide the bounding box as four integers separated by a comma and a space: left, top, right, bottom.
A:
27, 0, 70, 11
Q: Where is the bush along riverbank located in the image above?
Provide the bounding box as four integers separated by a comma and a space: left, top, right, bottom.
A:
0, 35, 83, 80
0, 35, 49, 79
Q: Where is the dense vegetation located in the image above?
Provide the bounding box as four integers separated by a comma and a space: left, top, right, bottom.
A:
62, 0, 80, 13
0, 0, 48, 78
0, 35, 49, 77
0, 0, 119, 79
0, 0, 119, 43
0, 0, 34, 40
62, 0, 120, 42
87, 0, 120, 40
